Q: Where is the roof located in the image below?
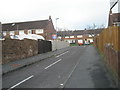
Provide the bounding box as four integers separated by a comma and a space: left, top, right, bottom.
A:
57, 29, 103, 36
2, 19, 51, 31
108, 13, 120, 26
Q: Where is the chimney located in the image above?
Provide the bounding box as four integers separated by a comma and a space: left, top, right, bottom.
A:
49, 16, 51, 20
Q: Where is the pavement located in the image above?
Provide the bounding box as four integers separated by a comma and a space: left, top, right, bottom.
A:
2, 47, 71, 74
2, 45, 117, 89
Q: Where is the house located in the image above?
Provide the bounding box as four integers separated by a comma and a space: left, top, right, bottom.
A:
2, 16, 56, 40
57, 29, 103, 45
108, 13, 120, 26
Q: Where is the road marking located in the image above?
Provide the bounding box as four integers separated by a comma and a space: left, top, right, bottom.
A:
59, 58, 81, 88
45, 59, 62, 69
56, 51, 69, 58
60, 84, 63, 86
8, 75, 34, 90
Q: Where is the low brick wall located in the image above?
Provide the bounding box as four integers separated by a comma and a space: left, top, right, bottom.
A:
2, 39, 38, 64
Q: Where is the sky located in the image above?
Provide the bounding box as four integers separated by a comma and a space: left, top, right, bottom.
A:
0, 0, 119, 30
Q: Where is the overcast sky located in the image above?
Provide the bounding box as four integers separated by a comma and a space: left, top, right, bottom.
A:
0, 0, 118, 30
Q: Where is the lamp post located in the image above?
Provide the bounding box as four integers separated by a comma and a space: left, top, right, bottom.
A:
12, 23, 19, 35
83, 29, 87, 45
56, 18, 59, 38
55, 18, 59, 50
12, 23, 19, 30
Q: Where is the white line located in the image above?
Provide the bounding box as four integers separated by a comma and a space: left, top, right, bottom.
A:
45, 59, 62, 69
59, 59, 80, 88
56, 51, 69, 58
8, 75, 34, 90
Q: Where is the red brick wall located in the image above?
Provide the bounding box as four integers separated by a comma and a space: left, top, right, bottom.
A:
45, 20, 56, 40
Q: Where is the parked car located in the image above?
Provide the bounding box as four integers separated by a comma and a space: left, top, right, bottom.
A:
84, 41, 90, 45
78, 40, 84, 46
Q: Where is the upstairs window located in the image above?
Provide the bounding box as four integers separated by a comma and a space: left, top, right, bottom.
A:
36, 29, 44, 34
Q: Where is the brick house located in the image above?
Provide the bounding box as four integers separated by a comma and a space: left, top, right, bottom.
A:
57, 29, 103, 45
2, 16, 56, 40
108, 13, 120, 26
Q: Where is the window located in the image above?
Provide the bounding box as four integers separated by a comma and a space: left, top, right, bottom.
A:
19, 30, 24, 35
3, 31, 6, 36
92, 34, 94, 36
58, 36, 62, 39
70, 36, 74, 38
10, 31, 15, 35
65, 36, 69, 38
77, 35, 83, 38
67, 40, 72, 43
36, 29, 43, 34
28, 30, 32, 34
89, 35, 92, 37
72, 40, 75, 43
87, 39, 93, 43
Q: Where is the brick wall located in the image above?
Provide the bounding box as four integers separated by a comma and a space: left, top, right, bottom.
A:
45, 20, 56, 40
0, 23, 2, 64
2, 39, 38, 64
2, 39, 53, 64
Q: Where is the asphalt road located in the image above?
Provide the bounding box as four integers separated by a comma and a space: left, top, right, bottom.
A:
2, 46, 115, 89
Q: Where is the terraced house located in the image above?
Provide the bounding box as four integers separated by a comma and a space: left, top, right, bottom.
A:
57, 29, 103, 45
2, 16, 56, 40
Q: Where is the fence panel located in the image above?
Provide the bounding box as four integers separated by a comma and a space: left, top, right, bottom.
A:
94, 26, 120, 80
38, 40, 52, 54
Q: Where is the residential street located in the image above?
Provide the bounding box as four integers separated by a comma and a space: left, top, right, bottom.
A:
3, 46, 115, 89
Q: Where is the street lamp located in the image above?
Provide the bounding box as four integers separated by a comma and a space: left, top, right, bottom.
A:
56, 18, 59, 38
55, 18, 59, 50
12, 23, 19, 31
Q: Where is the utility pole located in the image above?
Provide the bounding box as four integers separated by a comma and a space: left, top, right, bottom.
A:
55, 18, 59, 50
0, 22, 2, 90
56, 18, 59, 37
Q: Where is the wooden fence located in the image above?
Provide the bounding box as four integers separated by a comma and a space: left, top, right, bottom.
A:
94, 26, 120, 82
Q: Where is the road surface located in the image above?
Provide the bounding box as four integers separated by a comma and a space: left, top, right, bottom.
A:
3, 46, 115, 89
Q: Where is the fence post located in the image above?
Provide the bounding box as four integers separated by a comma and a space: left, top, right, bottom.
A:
118, 27, 120, 86
0, 22, 2, 90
